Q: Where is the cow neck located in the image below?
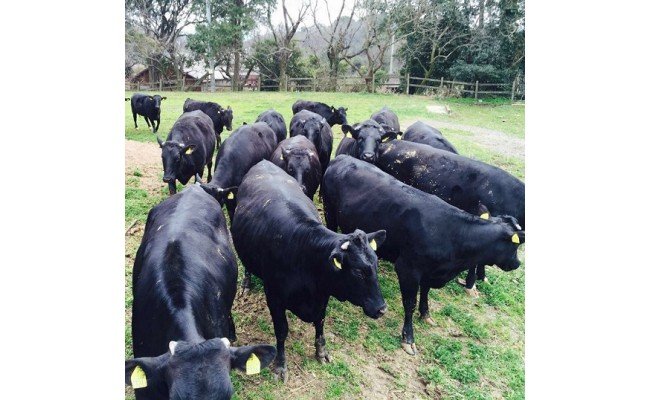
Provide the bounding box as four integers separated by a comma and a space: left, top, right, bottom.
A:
454, 220, 506, 267
171, 307, 205, 344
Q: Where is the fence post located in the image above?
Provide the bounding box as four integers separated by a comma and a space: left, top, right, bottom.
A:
313, 77, 316, 92
440, 77, 444, 88
405, 73, 410, 95
371, 73, 375, 93
510, 76, 517, 101
257, 75, 261, 91
474, 80, 479, 100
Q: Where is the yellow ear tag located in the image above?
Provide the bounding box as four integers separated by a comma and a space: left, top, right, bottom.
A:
131, 365, 148, 389
511, 233, 520, 244
185, 147, 194, 155
480, 212, 490, 220
333, 258, 342, 269
280, 154, 283, 160
246, 353, 261, 375
227, 192, 234, 200
370, 239, 377, 251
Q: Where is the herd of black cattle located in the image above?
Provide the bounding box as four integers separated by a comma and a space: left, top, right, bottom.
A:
125, 94, 525, 399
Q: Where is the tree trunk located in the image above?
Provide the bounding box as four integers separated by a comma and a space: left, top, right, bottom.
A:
278, 48, 288, 92
479, 0, 485, 29
233, 49, 241, 91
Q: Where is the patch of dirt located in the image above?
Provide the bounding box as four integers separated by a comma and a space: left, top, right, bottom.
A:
402, 119, 524, 161
125, 140, 167, 193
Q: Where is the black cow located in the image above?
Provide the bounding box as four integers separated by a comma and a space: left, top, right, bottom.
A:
370, 107, 401, 134
336, 119, 399, 163
321, 156, 524, 355
130, 93, 167, 133
256, 109, 287, 143
292, 100, 348, 127
402, 121, 458, 154
183, 99, 233, 150
377, 140, 525, 229
231, 160, 387, 381
157, 110, 216, 195
270, 135, 322, 200
289, 110, 334, 172
126, 184, 276, 399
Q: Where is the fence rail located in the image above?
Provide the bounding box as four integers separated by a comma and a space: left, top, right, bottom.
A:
126, 73, 524, 101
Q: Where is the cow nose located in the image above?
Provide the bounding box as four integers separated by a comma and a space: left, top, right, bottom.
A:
300, 185, 308, 193
163, 176, 172, 183
378, 304, 388, 316
362, 153, 375, 162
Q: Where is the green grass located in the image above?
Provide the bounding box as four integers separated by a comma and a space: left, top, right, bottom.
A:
125, 91, 524, 399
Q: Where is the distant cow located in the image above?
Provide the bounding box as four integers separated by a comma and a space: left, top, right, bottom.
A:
370, 107, 401, 134
127, 184, 276, 399
292, 100, 348, 127
231, 160, 387, 381
377, 140, 525, 229
183, 99, 233, 150
256, 109, 287, 143
402, 121, 458, 154
289, 110, 334, 172
130, 93, 167, 133
201, 122, 277, 222
270, 135, 322, 200
321, 156, 524, 355
336, 119, 399, 164
157, 110, 216, 195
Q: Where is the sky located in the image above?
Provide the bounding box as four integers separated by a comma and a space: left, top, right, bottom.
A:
268, 0, 353, 30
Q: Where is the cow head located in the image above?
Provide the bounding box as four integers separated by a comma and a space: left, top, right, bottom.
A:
488, 215, 525, 272
280, 147, 321, 196
342, 120, 400, 164
296, 116, 327, 146
218, 106, 234, 131
330, 105, 348, 126
328, 229, 388, 319
125, 338, 276, 400
157, 135, 196, 184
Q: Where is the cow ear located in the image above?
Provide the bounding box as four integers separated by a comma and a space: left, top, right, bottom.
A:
329, 247, 344, 270
230, 345, 276, 374
183, 144, 196, 155
202, 185, 238, 204
125, 355, 167, 389
342, 124, 359, 139
366, 230, 386, 251
280, 148, 290, 161
227, 105, 232, 110
381, 131, 398, 142
477, 202, 490, 219
344, 107, 348, 111
331, 105, 336, 111
510, 231, 525, 245
156, 135, 165, 148
162, 97, 167, 100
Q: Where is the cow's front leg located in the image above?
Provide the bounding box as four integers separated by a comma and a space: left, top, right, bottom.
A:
418, 284, 434, 326
154, 119, 160, 133
477, 265, 488, 283
268, 301, 289, 382
168, 181, 177, 196
144, 116, 151, 129
458, 266, 479, 298
396, 260, 419, 355
314, 317, 331, 363
194, 173, 202, 183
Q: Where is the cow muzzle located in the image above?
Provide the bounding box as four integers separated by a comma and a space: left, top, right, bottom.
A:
365, 302, 388, 319
163, 176, 174, 183
361, 153, 376, 163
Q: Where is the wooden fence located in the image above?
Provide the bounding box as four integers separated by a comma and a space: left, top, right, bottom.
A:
126, 74, 524, 101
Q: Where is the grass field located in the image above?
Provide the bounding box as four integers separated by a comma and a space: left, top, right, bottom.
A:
124, 91, 525, 399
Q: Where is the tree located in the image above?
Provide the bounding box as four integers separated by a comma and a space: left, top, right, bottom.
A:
264, 0, 311, 90
248, 38, 309, 89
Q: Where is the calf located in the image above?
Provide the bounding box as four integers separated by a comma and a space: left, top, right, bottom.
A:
402, 120, 458, 154
270, 135, 322, 200
157, 110, 216, 195
231, 160, 387, 381
127, 184, 276, 399
256, 109, 287, 143
292, 100, 348, 127
289, 110, 334, 172
321, 156, 524, 355
183, 99, 233, 150
336, 119, 399, 163
130, 93, 167, 133
370, 107, 401, 134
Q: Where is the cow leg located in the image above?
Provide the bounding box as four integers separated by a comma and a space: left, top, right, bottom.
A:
133, 112, 138, 129
207, 160, 213, 183
154, 119, 160, 133
267, 300, 289, 382
168, 182, 177, 196
477, 265, 488, 283
458, 267, 479, 298
144, 116, 151, 129
227, 312, 237, 343
396, 259, 419, 355
194, 173, 202, 183
216, 135, 221, 150
314, 315, 331, 363
418, 285, 435, 326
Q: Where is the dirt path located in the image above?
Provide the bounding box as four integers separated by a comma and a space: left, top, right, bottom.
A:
402, 119, 525, 161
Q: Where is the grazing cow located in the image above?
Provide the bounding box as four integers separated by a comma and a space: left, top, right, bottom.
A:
289, 110, 334, 172
402, 121, 458, 154
183, 99, 233, 150
370, 107, 401, 134
231, 160, 387, 381
256, 109, 287, 143
321, 156, 524, 355
292, 100, 348, 127
127, 184, 276, 399
336, 119, 399, 164
130, 93, 167, 133
377, 140, 525, 229
270, 135, 322, 200
157, 110, 216, 195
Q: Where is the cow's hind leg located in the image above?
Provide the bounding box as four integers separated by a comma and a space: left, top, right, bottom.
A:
396, 258, 419, 355
267, 298, 289, 382
207, 160, 213, 183
418, 285, 435, 326
314, 307, 330, 363
477, 265, 488, 283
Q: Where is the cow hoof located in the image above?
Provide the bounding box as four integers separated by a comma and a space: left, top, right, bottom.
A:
240, 286, 250, 297
423, 316, 435, 326
316, 353, 331, 364
465, 287, 479, 298
401, 342, 417, 356
457, 278, 466, 287
273, 366, 288, 383
482, 277, 489, 283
